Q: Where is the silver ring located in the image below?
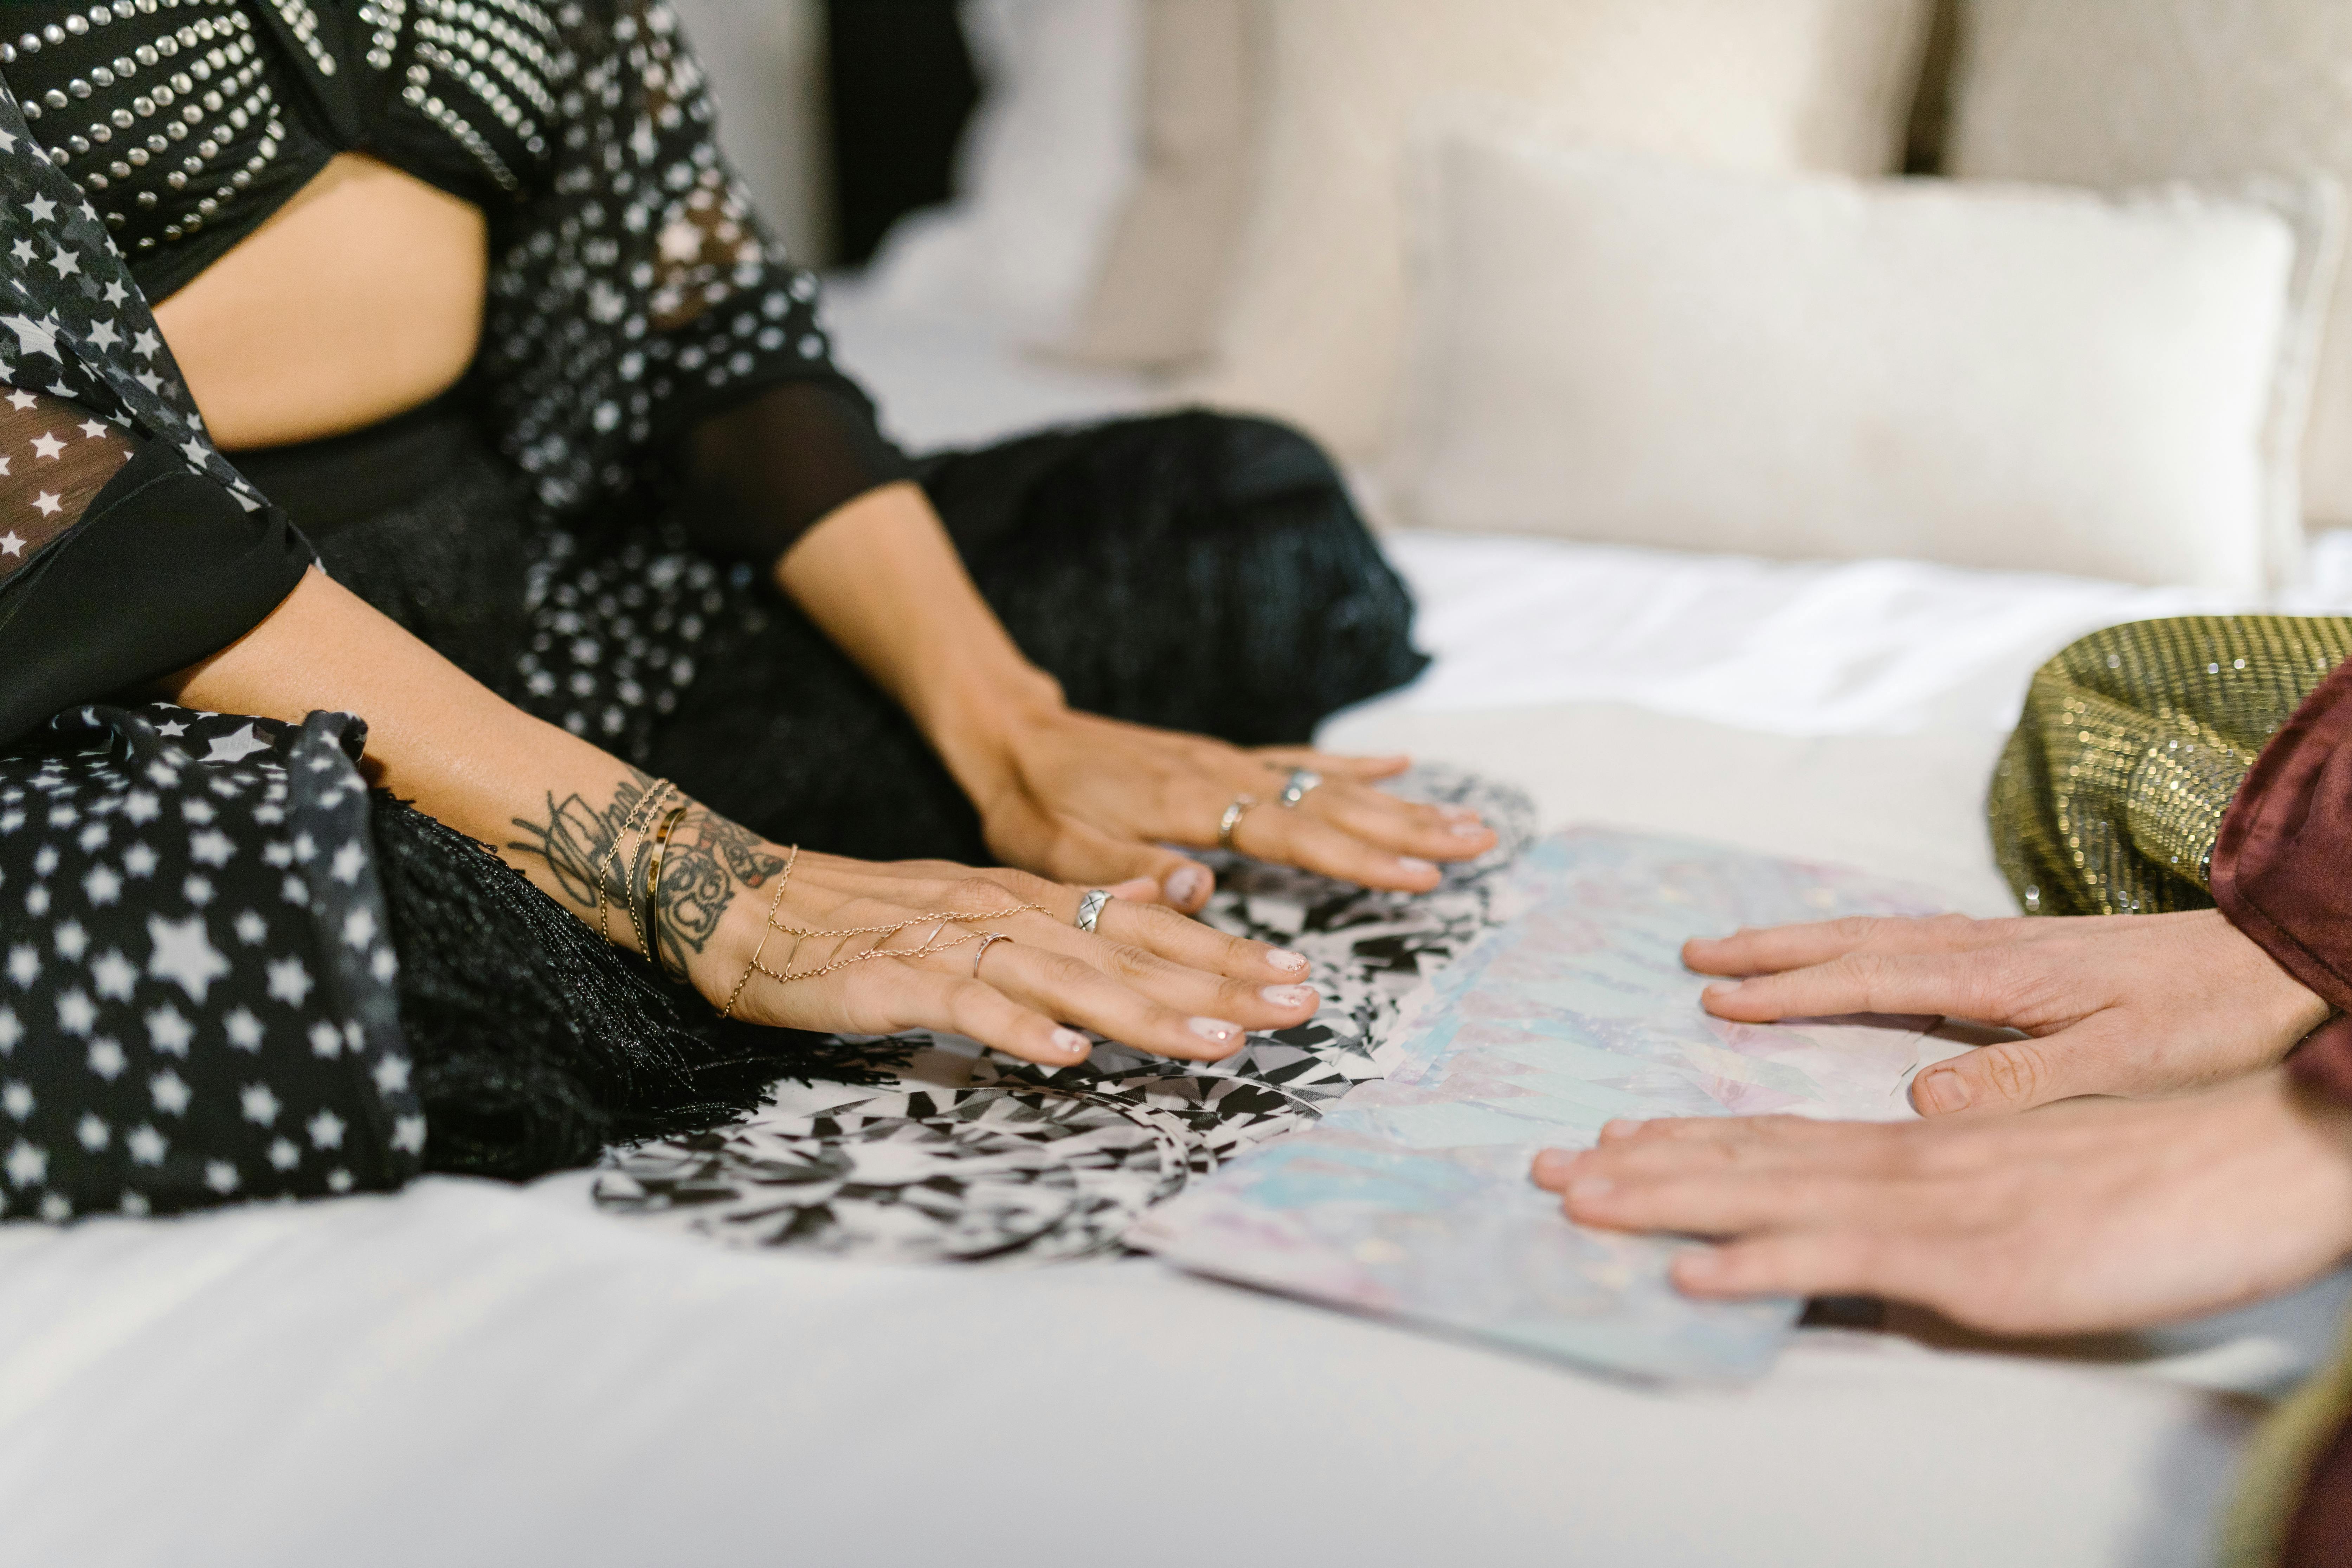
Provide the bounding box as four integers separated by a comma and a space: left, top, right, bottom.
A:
1075, 889, 1111, 934
972, 931, 1012, 978
1277, 768, 1323, 809
1218, 794, 1259, 851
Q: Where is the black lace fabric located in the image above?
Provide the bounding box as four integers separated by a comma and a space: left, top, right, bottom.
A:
369, 794, 907, 1182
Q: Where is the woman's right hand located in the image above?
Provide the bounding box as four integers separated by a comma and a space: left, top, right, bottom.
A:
680, 839, 1321, 1066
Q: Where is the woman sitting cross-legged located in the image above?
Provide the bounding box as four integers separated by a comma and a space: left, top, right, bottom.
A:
0, 2, 1487, 1220
1535, 617, 2352, 1565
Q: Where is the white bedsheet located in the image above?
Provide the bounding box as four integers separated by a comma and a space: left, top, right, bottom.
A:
7, 298, 2344, 1568
4, 1174, 2339, 1568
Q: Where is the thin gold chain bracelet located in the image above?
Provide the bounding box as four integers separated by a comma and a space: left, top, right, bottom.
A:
595, 777, 677, 953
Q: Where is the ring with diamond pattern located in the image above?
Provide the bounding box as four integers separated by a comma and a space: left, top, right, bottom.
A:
1277, 768, 1323, 809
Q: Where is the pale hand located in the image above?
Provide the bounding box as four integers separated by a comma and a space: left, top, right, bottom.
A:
690, 847, 1323, 1066
1683, 910, 2332, 1115
963, 704, 1497, 912
1533, 1072, 2352, 1336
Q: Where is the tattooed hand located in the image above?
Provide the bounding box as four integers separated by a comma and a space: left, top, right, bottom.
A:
504, 772, 1325, 1066
507, 771, 782, 978
163, 570, 1304, 1067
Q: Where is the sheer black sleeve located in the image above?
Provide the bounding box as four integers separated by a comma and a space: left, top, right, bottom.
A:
0, 386, 308, 743
0, 90, 310, 748
679, 379, 914, 565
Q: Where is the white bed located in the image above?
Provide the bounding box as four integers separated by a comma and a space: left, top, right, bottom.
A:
9, 289, 2350, 1568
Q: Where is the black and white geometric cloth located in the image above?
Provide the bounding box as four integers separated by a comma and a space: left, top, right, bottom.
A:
594, 769, 1537, 1263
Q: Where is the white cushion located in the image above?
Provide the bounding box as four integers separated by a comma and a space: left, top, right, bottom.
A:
1063, 0, 1258, 370
1184, 0, 1935, 460
861, 0, 1143, 341
1945, 0, 2352, 530
1392, 134, 2333, 592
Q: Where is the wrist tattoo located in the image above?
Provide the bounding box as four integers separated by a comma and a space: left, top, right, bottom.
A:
508, 772, 784, 975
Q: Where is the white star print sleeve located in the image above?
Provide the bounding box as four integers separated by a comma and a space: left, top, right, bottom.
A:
0, 383, 133, 583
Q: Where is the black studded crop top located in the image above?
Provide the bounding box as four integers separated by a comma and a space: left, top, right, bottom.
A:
0, 0, 563, 301
0, 2, 916, 748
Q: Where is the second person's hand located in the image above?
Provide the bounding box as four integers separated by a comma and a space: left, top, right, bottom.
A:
1682, 909, 2332, 1115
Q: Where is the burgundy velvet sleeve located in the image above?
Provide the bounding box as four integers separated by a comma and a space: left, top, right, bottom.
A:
2211, 657, 2352, 1101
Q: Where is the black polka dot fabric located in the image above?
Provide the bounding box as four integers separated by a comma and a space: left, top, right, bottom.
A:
0, 0, 878, 766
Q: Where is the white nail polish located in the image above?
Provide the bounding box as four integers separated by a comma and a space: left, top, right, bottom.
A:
1165, 865, 1211, 905
1050, 1028, 1091, 1059
1261, 985, 1316, 1009
1399, 857, 1437, 874
1449, 821, 1488, 838
1188, 1017, 1241, 1044
1268, 948, 1308, 973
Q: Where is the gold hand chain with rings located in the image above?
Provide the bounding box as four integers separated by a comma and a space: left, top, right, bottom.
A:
720, 845, 1049, 1013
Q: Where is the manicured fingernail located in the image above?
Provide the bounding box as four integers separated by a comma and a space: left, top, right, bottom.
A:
1531, 1150, 1575, 1182
1260, 984, 1316, 1009
1267, 948, 1308, 973
1567, 1177, 1614, 1203
1449, 821, 1490, 838
1703, 982, 1742, 1001
1399, 857, 1437, 875
1050, 1028, 1091, 1060
1914, 1068, 1970, 1114
1188, 1017, 1242, 1044
1439, 804, 1479, 821
1599, 1119, 1642, 1141
1164, 865, 1211, 905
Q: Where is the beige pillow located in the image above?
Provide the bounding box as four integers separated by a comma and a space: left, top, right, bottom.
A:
1064, 0, 1256, 369
1184, 0, 1937, 461
1393, 133, 2337, 592
1946, 0, 2352, 528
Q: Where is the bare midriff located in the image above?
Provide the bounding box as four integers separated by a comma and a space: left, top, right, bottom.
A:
150, 152, 487, 452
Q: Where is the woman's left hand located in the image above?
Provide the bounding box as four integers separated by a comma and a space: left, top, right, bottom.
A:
1531, 1071, 2352, 1336
962, 703, 1497, 911
1683, 909, 2331, 1116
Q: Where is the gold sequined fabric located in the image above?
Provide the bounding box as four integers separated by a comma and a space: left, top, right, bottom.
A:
1990, 617, 2352, 917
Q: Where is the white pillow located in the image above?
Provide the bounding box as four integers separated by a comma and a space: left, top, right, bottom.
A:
1944, 1, 2352, 531
1183, 0, 1936, 461
1392, 134, 2337, 593
861, 0, 1143, 340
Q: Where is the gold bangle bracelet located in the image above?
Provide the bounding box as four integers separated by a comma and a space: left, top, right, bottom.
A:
642, 801, 691, 979
597, 777, 676, 956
